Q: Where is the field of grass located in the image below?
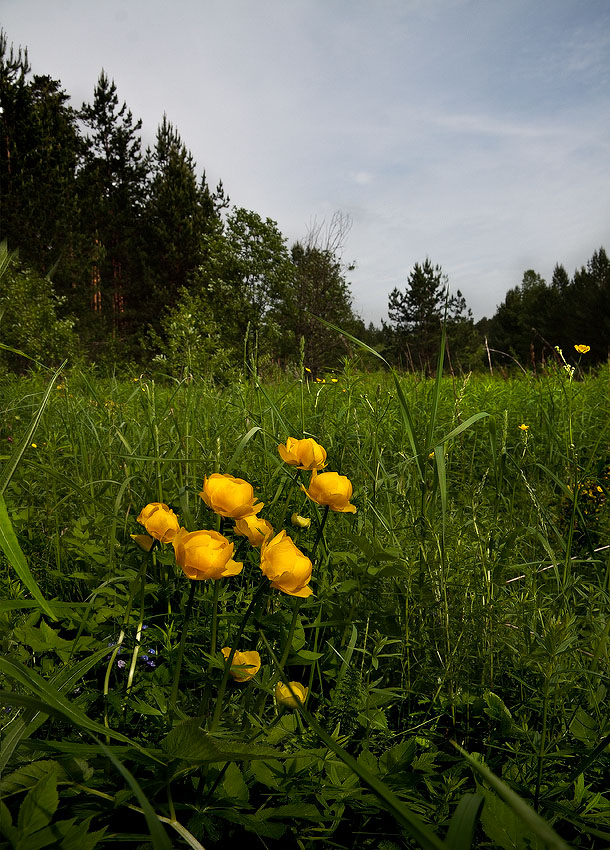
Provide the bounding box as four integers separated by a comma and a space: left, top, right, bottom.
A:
1, 356, 609, 849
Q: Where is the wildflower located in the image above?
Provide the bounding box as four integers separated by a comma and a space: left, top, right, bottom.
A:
278, 437, 327, 471
221, 647, 261, 682
275, 681, 308, 709
518, 424, 529, 432
137, 502, 180, 543
234, 514, 273, 547
200, 473, 263, 519
173, 528, 243, 581
291, 513, 311, 529
30, 443, 37, 449
117, 659, 126, 669
331, 378, 339, 383
303, 470, 356, 514
305, 367, 312, 373
260, 530, 313, 597
574, 344, 590, 354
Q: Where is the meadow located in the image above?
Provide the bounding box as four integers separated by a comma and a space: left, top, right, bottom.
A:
1, 352, 609, 850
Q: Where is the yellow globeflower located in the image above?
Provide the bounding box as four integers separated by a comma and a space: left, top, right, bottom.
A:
574, 344, 590, 354
173, 528, 243, 581
221, 648, 261, 682
200, 473, 263, 519
303, 470, 356, 513
260, 530, 313, 597
518, 424, 529, 432
137, 502, 180, 543
278, 437, 327, 470
234, 514, 274, 547
275, 681, 308, 709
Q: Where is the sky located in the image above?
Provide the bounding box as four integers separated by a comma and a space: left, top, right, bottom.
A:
3, 0, 610, 325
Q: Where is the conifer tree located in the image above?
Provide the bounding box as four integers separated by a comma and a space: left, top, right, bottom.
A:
78, 70, 148, 355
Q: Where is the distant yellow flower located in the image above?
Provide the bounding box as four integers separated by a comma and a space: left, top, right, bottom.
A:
260, 530, 313, 597
275, 681, 308, 709
173, 528, 243, 580
30, 443, 37, 448
303, 470, 357, 513
234, 514, 273, 547
574, 344, 590, 354
221, 648, 261, 682
331, 378, 339, 383
137, 502, 180, 543
278, 437, 327, 470
304, 367, 312, 373
200, 473, 263, 519
518, 424, 529, 432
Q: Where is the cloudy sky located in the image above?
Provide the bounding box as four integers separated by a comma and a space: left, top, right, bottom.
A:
3, 0, 610, 324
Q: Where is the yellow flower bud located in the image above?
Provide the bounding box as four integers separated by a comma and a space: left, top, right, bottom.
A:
221, 648, 261, 682
200, 473, 263, 519
275, 681, 308, 709
291, 513, 311, 529
137, 502, 180, 543
260, 530, 313, 597
173, 528, 242, 581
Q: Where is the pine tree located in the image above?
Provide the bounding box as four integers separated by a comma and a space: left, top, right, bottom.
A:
142, 114, 217, 332
78, 70, 148, 355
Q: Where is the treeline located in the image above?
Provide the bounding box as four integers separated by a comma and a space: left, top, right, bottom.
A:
1, 31, 607, 376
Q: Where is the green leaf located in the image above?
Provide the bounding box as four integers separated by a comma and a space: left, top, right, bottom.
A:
0, 760, 66, 797
17, 771, 59, 836
445, 794, 484, 850
0, 492, 58, 621
222, 762, 249, 803
478, 786, 544, 850
453, 743, 571, 850
162, 719, 284, 763
0, 799, 18, 844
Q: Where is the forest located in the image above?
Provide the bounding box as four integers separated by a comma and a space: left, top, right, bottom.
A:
1, 29, 609, 378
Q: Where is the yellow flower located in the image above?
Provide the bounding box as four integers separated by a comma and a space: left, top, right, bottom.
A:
275, 681, 308, 709
30, 443, 37, 448
574, 344, 590, 354
173, 528, 243, 580
518, 424, 529, 432
200, 473, 263, 519
260, 530, 313, 597
331, 378, 339, 383
291, 513, 311, 529
234, 514, 273, 547
278, 437, 327, 470
137, 502, 180, 543
303, 470, 356, 514
221, 647, 261, 682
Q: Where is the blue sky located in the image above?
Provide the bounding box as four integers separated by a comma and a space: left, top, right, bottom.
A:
3, 0, 609, 324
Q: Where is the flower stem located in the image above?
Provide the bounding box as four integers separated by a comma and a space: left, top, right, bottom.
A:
209, 578, 268, 731
169, 580, 197, 715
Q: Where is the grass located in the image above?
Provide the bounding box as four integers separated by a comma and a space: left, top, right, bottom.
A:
0, 358, 609, 849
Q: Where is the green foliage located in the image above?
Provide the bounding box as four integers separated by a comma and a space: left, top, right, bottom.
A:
1, 361, 609, 847
0, 243, 78, 370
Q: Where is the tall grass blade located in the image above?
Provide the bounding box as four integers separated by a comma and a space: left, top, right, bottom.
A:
0, 492, 57, 621
445, 793, 484, 850
0, 360, 66, 496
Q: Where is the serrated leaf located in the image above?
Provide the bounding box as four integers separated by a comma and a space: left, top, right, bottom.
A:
0, 760, 66, 797
17, 771, 59, 836
222, 763, 249, 803
479, 786, 544, 850
162, 719, 284, 763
